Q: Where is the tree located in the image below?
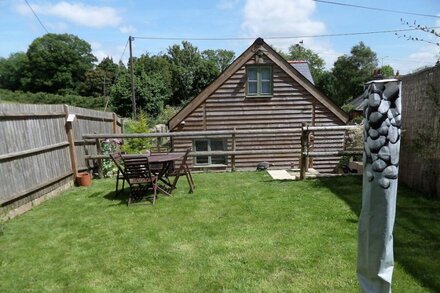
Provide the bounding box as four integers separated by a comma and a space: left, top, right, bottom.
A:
331, 42, 378, 105
284, 44, 326, 83
166, 41, 218, 106
380, 65, 394, 78
24, 33, 96, 94
110, 54, 173, 118
0, 52, 28, 90
202, 49, 235, 72
81, 57, 119, 97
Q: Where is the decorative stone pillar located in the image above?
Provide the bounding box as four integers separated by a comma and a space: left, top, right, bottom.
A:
357, 79, 402, 293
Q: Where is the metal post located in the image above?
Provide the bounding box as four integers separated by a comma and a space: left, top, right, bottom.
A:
129, 36, 136, 119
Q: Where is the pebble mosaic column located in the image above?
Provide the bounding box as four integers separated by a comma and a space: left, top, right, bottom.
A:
357, 79, 402, 293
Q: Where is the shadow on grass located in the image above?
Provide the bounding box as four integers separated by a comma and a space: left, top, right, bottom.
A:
317, 176, 440, 292
102, 189, 129, 206
102, 188, 156, 206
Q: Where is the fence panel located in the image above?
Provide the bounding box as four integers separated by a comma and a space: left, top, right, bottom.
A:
0, 103, 120, 210
400, 66, 440, 197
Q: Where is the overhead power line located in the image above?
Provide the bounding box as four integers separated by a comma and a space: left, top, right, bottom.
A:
312, 0, 440, 19
132, 27, 440, 41
24, 0, 49, 33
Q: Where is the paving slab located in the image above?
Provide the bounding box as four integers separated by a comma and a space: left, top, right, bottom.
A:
267, 170, 296, 180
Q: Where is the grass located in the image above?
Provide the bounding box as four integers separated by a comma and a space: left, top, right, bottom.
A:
0, 172, 438, 292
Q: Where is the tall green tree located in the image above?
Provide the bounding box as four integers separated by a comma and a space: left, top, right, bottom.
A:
380, 65, 394, 78
0, 52, 28, 90
331, 42, 378, 105
110, 54, 173, 118
24, 33, 96, 94
82, 57, 119, 97
202, 49, 235, 72
283, 44, 326, 83
166, 41, 218, 106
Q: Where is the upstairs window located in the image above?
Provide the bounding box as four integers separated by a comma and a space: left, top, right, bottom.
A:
247, 66, 272, 96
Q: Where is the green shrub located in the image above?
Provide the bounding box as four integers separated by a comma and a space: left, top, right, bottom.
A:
121, 111, 153, 154
0, 89, 107, 110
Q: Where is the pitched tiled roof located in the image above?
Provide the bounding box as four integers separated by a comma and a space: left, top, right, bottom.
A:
288, 61, 314, 85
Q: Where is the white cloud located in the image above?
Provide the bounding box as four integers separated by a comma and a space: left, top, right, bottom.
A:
45, 21, 69, 32
119, 25, 136, 34
217, 0, 240, 10
241, 0, 340, 68
16, 1, 122, 28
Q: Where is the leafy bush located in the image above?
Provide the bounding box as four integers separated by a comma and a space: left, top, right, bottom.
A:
153, 105, 180, 125
100, 139, 120, 178
0, 89, 106, 110
121, 111, 153, 154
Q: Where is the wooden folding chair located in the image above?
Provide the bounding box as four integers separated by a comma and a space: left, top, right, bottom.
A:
109, 153, 126, 197
110, 153, 170, 205
167, 148, 195, 193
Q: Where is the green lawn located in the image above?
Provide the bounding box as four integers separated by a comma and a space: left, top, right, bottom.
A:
0, 172, 438, 292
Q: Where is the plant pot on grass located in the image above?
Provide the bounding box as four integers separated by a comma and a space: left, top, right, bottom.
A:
76, 172, 92, 187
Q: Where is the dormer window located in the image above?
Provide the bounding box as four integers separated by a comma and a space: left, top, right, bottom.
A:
246, 65, 272, 96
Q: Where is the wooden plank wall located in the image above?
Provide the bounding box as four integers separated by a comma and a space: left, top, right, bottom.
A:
0, 104, 121, 209
172, 55, 345, 171
400, 66, 440, 198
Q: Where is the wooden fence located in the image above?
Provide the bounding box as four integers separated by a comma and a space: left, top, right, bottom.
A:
0, 104, 121, 213
83, 125, 359, 177
400, 65, 440, 197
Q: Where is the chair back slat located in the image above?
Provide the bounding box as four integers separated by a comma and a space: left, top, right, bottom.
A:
110, 153, 125, 175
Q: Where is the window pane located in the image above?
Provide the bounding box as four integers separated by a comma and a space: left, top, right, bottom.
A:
247, 68, 257, 81
261, 68, 271, 80
211, 155, 227, 165
196, 156, 209, 164
248, 81, 257, 94
210, 140, 225, 151
195, 140, 208, 151
261, 81, 271, 94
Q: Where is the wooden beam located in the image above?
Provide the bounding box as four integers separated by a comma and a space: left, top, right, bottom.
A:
64, 105, 79, 178
303, 125, 360, 131
112, 112, 117, 133
231, 128, 236, 172
0, 142, 69, 161
0, 112, 65, 119
300, 122, 308, 180
305, 151, 363, 157
75, 114, 114, 122
86, 149, 300, 160
83, 128, 301, 139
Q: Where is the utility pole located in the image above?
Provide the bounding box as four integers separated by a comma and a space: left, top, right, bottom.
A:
129, 36, 136, 119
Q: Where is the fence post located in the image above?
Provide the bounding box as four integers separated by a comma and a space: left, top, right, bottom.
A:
96, 138, 103, 178
64, 105, 78, 179
231, 128, 236, 172
112, 112, 117, 134
300, 122, 308, 180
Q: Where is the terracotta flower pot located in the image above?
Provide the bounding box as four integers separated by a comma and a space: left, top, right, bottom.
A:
76, 172, 92, 187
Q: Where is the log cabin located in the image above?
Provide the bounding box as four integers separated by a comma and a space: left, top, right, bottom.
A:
167, 38, 349, 172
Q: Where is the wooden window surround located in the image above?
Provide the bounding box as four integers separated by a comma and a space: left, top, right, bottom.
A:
246, 65, 272, 97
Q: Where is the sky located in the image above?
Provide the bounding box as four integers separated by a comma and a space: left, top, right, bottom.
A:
0, 0, 439, 74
